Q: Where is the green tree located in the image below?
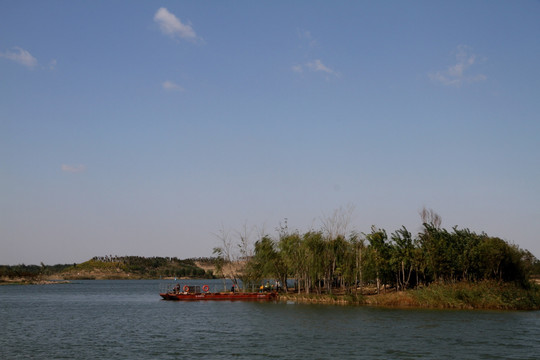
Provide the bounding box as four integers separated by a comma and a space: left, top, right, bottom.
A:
303, 231, 326, 294
245, 235, 288, 290
365, 226, 391, 294
390, 226, 416, 290
278, 232, 304, 293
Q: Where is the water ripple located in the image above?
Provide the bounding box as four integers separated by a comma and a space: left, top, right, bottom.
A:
1, 280, 539, 359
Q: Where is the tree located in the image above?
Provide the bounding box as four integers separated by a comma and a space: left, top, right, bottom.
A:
245, 235, 288, 290
213, 225, 242, 290
365, 226, 391, 294
320, 204, 355, 240
349, 231, 366, 293
390, 226, 416, 290
278, 232, 304, 293
303, 231, 326, 294
419, 207, 442, 228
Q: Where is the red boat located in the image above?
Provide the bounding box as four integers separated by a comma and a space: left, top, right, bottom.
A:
160, 284, 278, 301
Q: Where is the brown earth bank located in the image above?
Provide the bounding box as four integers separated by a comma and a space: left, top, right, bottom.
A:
60, 269, 135, 280
279, 281, 540, 311
0, 276, 70, 285
193, 261, 215, 273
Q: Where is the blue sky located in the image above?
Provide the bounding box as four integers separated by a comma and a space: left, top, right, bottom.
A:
1, 1, 539, 265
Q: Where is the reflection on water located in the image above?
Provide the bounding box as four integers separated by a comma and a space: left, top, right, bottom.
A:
1, 280, 539, 359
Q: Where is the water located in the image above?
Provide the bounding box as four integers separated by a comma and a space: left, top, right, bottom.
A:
1, 280, 539, 359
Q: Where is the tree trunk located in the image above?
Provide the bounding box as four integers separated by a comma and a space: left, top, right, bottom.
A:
376, 270, 380, 295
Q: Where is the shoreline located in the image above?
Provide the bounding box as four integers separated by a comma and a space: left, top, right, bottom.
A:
278, 281, 540, 311
0, 277, 71, 285
2, 276, 539, 311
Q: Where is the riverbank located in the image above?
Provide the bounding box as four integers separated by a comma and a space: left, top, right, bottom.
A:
3, 274, 539, 310
280, 281, 540, 310
0, 277, 70, 285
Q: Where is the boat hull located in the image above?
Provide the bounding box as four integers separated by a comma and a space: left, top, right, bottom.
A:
160, 292, 278, 301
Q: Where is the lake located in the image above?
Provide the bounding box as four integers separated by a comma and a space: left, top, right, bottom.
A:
1, 279, 539, 359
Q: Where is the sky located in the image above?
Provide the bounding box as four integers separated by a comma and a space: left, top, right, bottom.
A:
1, 1, 539, 265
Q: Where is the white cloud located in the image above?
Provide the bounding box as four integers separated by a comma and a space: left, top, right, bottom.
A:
61, 164, 86, 173
293, 59, 339, 77
291, 64, 303, 73
0, 47, 38, 68
162, 80, 184, 91
297, 29, 318, 47
429, 45, 487, 86
154, 7, 198, 41
48, 59, 57, 70
306, 59, 336, 74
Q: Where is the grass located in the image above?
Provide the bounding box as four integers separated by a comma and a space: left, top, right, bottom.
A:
409, 281, 540, 310
281, 281, 540, 310
73, 260, 127, 272
280, 292, 365, 305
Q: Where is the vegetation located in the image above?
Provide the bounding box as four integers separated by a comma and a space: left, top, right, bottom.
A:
213, 207, 540, 309
0, 263, 73, 279
352, 281, 539, 310
1, 256, 214, 282
409, 281, 540, 310
212, 223, 255, 291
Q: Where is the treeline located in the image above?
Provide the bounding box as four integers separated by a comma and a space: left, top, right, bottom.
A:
83, 256, 213, 278
241, 221, 539, 295
0, 263, 73, 278
1, 256, 214, 279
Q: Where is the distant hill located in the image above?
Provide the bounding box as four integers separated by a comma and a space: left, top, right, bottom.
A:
1, 256, 217, 282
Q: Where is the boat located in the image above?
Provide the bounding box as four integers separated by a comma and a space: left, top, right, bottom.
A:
160, 284, 278, 301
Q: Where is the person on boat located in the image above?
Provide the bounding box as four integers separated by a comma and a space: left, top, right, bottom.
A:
174, 283, 180, 294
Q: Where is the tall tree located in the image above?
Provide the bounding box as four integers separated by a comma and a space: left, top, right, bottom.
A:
278, 232, 304, 293
213, 225, 245, 290
391, 226, 416, 290
365, 226, 390, 294
419, 207, 442, 228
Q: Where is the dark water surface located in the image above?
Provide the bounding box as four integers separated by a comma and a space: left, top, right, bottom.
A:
1, 280, 539, 359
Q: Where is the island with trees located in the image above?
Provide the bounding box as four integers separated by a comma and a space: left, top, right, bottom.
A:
213, 208, 540, 310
